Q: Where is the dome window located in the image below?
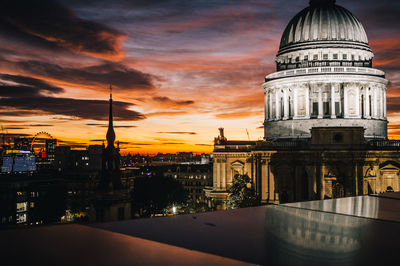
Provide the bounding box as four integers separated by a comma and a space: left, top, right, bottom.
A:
304, 55, 309, 61
313, 54, 318, 61
296, 56, 300, 62
343, 54, 347, 60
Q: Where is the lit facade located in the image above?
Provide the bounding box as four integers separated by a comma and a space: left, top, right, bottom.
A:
206, 0, 400, 209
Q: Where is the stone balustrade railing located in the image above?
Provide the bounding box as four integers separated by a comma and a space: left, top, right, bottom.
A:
265, 66, 385, 82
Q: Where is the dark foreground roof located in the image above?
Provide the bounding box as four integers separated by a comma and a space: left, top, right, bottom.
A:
1, 193, 399, 265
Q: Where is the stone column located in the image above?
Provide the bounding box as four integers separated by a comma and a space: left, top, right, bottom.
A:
366, 88, 371, 119
269, 90, 273, 121
343, 84, 348, 118
213, 160, 218, 189
221, 160, 226, 190
264, 90, 268, 121
355, 86, 361, 118
374, 87, 378, 118
216, 160, 220, 189
293, 88, 298, 119
331, 84, 336, 118
261, 160, 268, 202
383, 88, 387, 119
305, 86, 310, 118
275, 90, 280, 120
283, 88, 289, 120
318, 86, 323, 118
381, 87, 385, 119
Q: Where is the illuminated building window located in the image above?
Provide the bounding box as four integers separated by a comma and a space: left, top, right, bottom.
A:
16, 213, 27, 224
16, 202, 27, 212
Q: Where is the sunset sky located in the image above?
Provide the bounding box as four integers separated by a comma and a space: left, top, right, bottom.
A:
1, 0, 400, 154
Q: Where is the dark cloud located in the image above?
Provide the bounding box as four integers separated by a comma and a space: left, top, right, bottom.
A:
0, 0, 125, 59
195, 144, 212, 146
0, 97, 145, 121
157, 131, 197, 135
0, 110, 37, 117
0, 74, 146, 121
0, 74, 64, 97
5, 60, 155, 91
152, 96, 194, 106
161, 142, 185, 145
387, 97, 400, 113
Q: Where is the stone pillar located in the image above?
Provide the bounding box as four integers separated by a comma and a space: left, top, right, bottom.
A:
381, 88, 385, 119
383, 88, 387, 119
366, 88, 371, 119
355, 86, 361, 118
268, 160, 276, 203
216, 160, 220, 189
283, 88, 289, 120
331, 84, 336, 118
318, 86, 323, 118
213, 160, 218, 189
374, 87, 378, 118
264, 90, 268, 121
305, 86, 310, 118
269, 90, 273, 121
293, 88, 298, 119
261, 160, 268, 202
221, 160, 226, 190
343, 84, 348, 118
275, 90, 280, 120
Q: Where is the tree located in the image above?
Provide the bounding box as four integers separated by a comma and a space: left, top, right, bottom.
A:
226, 174, 260, 209
132, 174, 186, 217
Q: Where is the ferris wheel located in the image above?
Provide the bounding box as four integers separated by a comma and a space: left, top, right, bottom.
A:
30, 131, 54, 154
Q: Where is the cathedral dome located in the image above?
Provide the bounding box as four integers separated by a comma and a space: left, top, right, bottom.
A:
278, 0, 369, 55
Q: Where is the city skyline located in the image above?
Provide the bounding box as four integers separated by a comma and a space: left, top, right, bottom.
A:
1, 0, 400, 154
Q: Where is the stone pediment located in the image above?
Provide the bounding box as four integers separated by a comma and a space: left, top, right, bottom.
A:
231, 160, 245, 167
379, 161, 400, 170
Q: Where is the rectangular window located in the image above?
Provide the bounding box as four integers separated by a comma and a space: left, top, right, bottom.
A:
323, 102, 330, 116
312, 102, 318, 116
313, 54, 318, 60
335, 102, 340, 116
343, 54, 347, 60
351, 54, 355, 61
295, 56, 300, 62
333, 54, 338, 60
304, 55, 308, 61
323, 54, 328, 60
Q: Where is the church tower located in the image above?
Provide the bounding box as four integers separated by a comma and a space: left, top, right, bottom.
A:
99, 85, 122, 191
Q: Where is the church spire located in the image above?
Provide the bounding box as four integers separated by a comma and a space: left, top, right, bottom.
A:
106, 84, 115, 149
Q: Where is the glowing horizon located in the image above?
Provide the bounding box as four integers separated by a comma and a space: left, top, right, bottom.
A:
1, 0, 400, 154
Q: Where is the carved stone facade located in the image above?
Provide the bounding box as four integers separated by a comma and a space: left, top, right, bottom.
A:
206, 128, 400, 209
206, 1, 400, 209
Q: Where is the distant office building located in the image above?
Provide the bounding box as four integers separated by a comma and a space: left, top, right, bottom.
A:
45, 139, 57, 162
88, 145, 103, 171
164, 164, 212, 205
13, 137, 31, 151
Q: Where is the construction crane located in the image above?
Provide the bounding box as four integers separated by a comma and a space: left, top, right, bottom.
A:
246, 128, 250, 141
